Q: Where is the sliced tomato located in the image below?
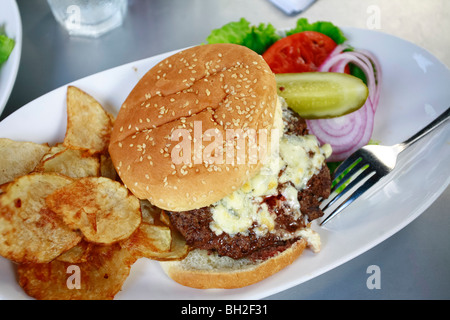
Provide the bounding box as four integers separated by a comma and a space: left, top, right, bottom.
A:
263, 31, 343, 74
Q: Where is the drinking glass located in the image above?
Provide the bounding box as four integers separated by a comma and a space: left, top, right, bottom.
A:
47, 0, 128, 38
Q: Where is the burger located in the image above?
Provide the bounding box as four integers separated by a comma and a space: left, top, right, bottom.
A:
109, 43, 332, 289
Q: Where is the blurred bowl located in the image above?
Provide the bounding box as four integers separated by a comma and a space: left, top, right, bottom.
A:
0, 0, 22, 116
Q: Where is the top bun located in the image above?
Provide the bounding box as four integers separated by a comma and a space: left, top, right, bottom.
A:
109, 43, 278, 211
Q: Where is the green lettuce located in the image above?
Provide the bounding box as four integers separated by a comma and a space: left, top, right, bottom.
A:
206, 18, 280, 54
286, 18, 347, 44
328, 140, 379, 193
0, 34, 15, 65
206, 18, 348, 54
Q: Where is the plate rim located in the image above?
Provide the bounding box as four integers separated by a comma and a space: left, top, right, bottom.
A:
0, 27, 449, 300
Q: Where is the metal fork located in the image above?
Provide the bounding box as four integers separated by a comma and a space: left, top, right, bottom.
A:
320, 106, 450, 226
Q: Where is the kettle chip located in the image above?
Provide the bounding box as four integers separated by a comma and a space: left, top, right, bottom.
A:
46, 177, 142, 244
0, 173, 82, 263
63, 86, 114, 154
17, 243, 136, 300
0, 138, 50, 185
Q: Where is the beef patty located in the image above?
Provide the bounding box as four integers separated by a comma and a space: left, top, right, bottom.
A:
168, 108, 331, 260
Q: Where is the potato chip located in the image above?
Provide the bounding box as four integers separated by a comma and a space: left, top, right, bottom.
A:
0, 173, 82, 263
121, 201, 189, 261
154, 228, 190, 261
159, 210, 171, 226
63, 86, 113, 154
140, 199, 162, 225
121, 224, 171, 256
56, 240, 93, 263
46, 177, 141, 244
0, 138, 50, 185
123, 224, 189, 261
35, 147, 100, 178
139, 201, 172, 227
100, 154, 117, 180
17, 243, 136, 300
39, 143, 65, 162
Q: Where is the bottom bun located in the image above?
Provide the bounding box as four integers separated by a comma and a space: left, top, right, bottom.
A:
160, 238, 307, 289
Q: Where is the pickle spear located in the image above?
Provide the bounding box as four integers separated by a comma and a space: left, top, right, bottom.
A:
275, 72, 369, 119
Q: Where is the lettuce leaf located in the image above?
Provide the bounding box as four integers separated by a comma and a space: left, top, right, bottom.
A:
286, 18, 347, 44
206, 17, 348, 55
206, 18, 280, 54
0, 34, 15, 65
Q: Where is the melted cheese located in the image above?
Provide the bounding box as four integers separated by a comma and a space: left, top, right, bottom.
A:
209, 98, 331, 239
295, 228, 321, 253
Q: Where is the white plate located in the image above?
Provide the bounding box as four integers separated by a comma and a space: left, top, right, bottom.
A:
0, 0, 22, 116
0, 27, 449, 300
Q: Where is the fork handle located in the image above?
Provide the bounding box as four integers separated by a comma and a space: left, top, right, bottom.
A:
398, 106, 450, 150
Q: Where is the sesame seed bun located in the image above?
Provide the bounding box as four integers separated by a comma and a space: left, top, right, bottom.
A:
109, 44, 278, 211
160, 238, 307, 289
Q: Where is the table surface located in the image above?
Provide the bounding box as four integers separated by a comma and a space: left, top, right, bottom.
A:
1, 0, 449, 300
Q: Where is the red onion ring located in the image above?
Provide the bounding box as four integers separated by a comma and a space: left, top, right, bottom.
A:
307, 47, 381, 162
307, 101, 374, 162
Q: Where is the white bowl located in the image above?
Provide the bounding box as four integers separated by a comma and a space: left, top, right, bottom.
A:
0, 0, 22, 116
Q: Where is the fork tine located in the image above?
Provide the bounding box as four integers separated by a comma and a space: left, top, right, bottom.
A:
322, 165, 373, 212
320, 173, 382, 226
330, 159, 367, 195
333, 153, 362, 180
